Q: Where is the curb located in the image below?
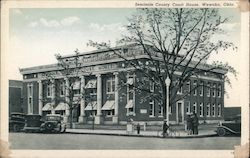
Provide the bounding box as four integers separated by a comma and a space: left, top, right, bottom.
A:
65, 131, 218, 139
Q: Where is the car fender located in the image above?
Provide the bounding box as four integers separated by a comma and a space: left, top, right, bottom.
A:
217, 125, 240, 134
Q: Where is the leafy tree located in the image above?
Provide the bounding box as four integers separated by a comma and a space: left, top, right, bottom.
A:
88, 8, 237, 120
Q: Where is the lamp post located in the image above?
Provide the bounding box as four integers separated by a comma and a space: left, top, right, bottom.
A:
165, 77, 171, 126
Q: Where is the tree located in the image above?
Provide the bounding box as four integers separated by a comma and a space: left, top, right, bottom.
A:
88, 8, 237, 120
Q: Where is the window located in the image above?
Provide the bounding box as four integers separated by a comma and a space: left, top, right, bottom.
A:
186, 101, 191, 113
47, 84, 52, 97
199, 103, 204, 117
127, 76, 134, 100
193, 80, 197, 96
158, 105, 163, 117
212, 84, 216, 97
217, 104, 221, 117
149, 81, 154, 92
193, 102, 197, 114
106, 76, 115, 94
60, 82, 65, 96
206, 103, 210, 117
218, 84, 222, 98
199, 81, 203, 96
27, 83, 33, 114
90, 89, 97, 95
212, 103, 216, 117
149, 100, 155, 117
186, 80, 191, 95
107, 110, 114, 116
207, 83, 211, 97
73, 89, 80, 95
177, 85, 183, 94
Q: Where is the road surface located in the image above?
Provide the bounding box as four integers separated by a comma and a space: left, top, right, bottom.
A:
9, 133, 240, 150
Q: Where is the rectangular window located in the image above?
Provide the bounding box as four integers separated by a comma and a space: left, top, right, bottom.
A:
193, 102, 197, 114
47, 84, 52, 97
27, 83, 33, 114
199, 103, 204, 117
212, 84, 216, 97
186, 101, 191, 113
207, 83, 211, 97
217, 104, 221, 117
218, 84, 222, 98
60, 82, 65, 96
107, 76, 115, 94
158, 105, 163, 117
127, 76, 134, 100
149, 81, 154, 92
149, 100, 155, 117
193, 80, 197, 96
199, 81, 203, 96
186, 80, 191, 95
206, 103, 210, 117
107, 110, 114, 116
212, 103, 216, 117
90, 89, 97, 96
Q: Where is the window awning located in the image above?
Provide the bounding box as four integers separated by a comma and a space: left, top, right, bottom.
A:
42, 103, 53, 111
101, 100, 115, 110
127, 78, 133, 85
85, 80, 97, 89
54, 102, 69, 111
73, 96, 81, 104
125, 100, 133, 108
84, 101, 97, 110
73, 81, 81, 90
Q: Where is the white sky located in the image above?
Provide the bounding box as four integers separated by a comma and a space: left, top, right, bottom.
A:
8, 8, 241, 107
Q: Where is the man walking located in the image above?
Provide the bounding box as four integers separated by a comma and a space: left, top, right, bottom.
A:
192, 113, 199, 135
162, 121, 169, 138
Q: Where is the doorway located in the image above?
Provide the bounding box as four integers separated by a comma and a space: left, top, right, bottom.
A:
176, 101, 184, 124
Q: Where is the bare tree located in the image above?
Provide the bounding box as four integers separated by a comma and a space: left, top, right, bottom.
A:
88, 8, 237, 119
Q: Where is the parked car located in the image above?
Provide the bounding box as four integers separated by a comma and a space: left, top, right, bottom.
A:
23, 114, 44, 133
9, 113, 26, 132
40, 114, 66, 133
216, 114, 241, 136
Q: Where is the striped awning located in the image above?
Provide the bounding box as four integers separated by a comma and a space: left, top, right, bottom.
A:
84, 101, 97, 110
125, 100, 133, 108
54, 102, 69, 111
101, 100, 115, 110
73, 81, 81, 90
42, 103, 53, 111
85, 80, 97, 89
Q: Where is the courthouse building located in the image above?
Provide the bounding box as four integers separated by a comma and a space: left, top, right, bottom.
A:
20, 44, 225, 125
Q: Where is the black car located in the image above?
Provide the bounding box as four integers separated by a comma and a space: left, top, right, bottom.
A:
9, 113, 26, 132
216, 114, 241, 136
23, 114, 44, 133
40, 114, 66, 133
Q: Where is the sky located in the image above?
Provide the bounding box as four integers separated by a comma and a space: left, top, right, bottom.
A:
8, 8, 241, 107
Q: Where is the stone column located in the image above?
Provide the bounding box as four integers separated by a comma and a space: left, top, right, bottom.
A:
38, 80, 43, 115
113, 72, 119, 124
64, 78, 70, 122
95, 74, 103, 124
51, 79, 56, 114
78, 76, 87, 123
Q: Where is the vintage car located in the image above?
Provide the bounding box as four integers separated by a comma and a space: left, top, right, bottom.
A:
9, 113, 26, 132
40, 114, 66, 133
23, 114, 44, 132
216, 114, 241, 136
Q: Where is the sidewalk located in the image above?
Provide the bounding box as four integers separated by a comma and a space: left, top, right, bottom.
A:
65, 128, 218, 138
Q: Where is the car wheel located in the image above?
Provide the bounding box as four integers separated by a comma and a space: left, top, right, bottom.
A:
217, 127, 226, 136
45, 122, 55, 131
13, 124, 21, 132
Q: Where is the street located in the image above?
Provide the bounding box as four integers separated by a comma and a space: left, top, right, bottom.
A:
9, 133, 240, 150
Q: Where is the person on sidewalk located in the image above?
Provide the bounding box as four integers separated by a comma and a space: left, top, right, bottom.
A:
186, 114, 192, 135
162, 121, 169, 138
192, 113, 199, 135
136, 123, 140, 134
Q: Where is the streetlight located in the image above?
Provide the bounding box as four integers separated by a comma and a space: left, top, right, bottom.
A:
165, 76, 171, 126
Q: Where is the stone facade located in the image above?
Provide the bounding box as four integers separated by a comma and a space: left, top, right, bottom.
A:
20, 44, 225, 125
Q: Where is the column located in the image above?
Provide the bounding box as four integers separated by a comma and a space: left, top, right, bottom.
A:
113, 72, 119, 124
78, 76, 87, 123
95, 74, 103, 124
64, 78, 70, 122
51, 79, 55, 114
38, 80, 43, 115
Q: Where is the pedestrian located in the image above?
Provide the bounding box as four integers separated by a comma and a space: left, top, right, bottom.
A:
192, 113, 199, 135
136, 123, 140, 134
162, 121, 169, 138
186, 113, 193, 135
